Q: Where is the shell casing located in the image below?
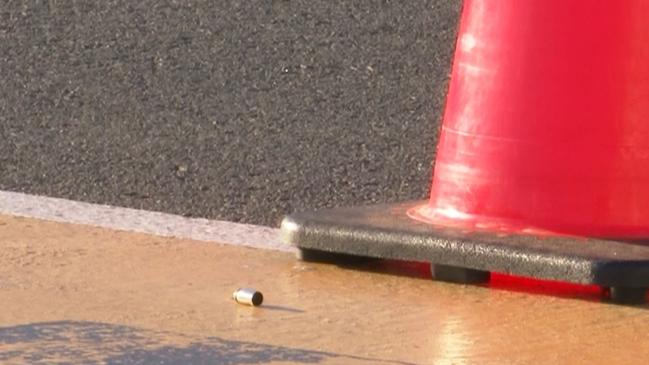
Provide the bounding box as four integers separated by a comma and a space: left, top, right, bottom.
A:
232, 288, 263, 306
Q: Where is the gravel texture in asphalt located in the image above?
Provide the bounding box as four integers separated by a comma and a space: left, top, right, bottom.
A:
0, 0, 461, 226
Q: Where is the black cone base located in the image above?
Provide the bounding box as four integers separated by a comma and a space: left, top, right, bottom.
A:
281, 201, 649, 305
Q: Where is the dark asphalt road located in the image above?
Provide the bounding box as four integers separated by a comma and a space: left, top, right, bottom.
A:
0, 1, 461, 226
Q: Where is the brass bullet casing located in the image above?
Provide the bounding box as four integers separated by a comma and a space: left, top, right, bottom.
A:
232, 288, 263, 306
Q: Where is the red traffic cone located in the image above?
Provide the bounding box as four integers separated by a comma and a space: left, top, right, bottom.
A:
282, 0, 649, 304
412, 0, 649, 239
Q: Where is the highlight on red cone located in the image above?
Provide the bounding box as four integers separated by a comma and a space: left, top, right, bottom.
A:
411, 0, 649, 239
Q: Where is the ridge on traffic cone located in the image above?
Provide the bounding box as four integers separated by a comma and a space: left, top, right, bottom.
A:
282, 0, 649, 304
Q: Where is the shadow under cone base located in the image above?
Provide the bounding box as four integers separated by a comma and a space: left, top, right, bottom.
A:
281, 201, 649, 304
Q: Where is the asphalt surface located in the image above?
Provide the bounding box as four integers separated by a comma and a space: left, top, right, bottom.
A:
0, 0, 461, 227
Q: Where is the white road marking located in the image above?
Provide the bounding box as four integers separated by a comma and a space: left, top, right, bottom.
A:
0, 190, 293, 252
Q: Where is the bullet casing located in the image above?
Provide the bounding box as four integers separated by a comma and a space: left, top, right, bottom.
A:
233, 288, 263, 306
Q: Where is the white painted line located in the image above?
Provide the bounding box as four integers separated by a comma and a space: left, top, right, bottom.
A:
0, 190, 293, 252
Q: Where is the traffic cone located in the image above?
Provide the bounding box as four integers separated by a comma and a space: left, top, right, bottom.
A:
411, 0, 649, 239
282, 0, 649, 304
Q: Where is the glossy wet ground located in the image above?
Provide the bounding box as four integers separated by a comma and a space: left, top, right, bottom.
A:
1, 215, 648, 364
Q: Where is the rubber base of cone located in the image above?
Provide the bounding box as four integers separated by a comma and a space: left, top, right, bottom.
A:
281, 201, 649, 305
